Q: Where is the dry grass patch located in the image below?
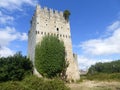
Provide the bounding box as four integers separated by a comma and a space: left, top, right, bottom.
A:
68, 80, 120, 90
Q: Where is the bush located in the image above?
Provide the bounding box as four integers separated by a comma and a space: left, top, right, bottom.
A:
35, 35, 66, 78
88, 60, 120, 74
0, 52, 33, 82
0, 76, 70, 90
0, 81, 26, 90
24, 76, 70, 90
63, 10, 71, 21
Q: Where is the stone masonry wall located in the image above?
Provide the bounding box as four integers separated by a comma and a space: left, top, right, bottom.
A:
28, 4, 80, 81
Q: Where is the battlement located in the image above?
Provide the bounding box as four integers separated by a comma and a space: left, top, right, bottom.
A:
28, 4, 80, 82
35, 4, 64, 19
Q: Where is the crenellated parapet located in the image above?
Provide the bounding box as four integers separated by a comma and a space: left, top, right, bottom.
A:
35, 4, 64, 21
28, 4, 80, 82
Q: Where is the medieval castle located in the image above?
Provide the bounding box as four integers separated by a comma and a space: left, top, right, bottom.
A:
28, 4, 80, 81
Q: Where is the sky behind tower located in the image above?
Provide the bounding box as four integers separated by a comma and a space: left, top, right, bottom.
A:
0, 0, 120, 70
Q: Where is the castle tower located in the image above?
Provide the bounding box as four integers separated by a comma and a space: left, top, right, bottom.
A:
28, 4, 80, 81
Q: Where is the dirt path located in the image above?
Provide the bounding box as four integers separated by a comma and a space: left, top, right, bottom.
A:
67, 80, 120, 90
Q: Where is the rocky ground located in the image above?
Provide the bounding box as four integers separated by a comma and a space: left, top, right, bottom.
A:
67, 80, 120, 90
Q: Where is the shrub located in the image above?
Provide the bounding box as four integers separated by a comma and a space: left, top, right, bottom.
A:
0, 52, 33, 82
63, 10, 71, 22
23, 76, 70, 90
0, 81, 26, 90
35, 35, 66, 78
88, 60, 120, 74
0, 76, 70, 90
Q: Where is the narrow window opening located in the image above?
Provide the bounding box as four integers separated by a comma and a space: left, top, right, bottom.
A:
57, 28, 59, 31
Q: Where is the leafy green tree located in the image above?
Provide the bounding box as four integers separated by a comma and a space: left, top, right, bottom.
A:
35, 35, 66, 78
0, 52, 33, 82
88, 60, 120, 74
63, 10, 71, 22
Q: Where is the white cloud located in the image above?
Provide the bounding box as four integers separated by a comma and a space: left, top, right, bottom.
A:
107, 21, 120, 31
0, 0, 31, 57
80, 21, 120, 55
0, 11, 14, 24
0, 26, 28, 57
0, 0, 38, 10
19, 33, 28, 41
0, 46, 14, 57
0, 26, 28, 46
78, 55, 112, 70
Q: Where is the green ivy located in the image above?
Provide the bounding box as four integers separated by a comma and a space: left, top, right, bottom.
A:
35, 35, 66, 78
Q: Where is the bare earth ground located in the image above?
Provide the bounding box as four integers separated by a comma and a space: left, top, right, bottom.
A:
67, 80, 120, 90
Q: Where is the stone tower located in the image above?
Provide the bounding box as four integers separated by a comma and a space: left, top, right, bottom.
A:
28, 4, 80, 81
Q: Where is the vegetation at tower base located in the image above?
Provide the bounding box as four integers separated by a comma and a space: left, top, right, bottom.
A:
0, 51, 69, 90
35, 35, 67, 78
63, 10, 71, 22
0, 76, 70, 90
0, 52, 33, 82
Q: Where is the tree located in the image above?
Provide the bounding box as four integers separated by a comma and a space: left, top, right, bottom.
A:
35, 35, 66, 78
63, 10, 71, 22
0, 52, 33, 82
88, 60, 120, 75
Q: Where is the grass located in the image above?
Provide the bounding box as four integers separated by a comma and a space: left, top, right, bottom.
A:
1, 73, 120, 90
86, 73, 120, 81
0, 75, 70, 90
68, 73, 120, 90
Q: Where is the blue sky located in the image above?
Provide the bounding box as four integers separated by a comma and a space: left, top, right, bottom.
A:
0, 0, 120, 70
